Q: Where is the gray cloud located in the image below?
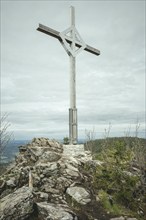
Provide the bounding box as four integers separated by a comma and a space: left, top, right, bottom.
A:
1, 0, 145, 140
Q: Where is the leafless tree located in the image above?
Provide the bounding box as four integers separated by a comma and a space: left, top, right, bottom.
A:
0, 113, 13, 155
85, 127, 96, 155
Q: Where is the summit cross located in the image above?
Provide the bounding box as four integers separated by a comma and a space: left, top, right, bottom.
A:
37, 6, 100, 145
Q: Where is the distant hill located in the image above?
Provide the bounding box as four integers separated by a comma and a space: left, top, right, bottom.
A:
0, 140, 29, 164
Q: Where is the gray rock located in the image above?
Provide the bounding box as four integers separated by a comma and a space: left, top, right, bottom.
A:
39, 151, 61, 162
110, 217, 125, 220
47, 140, 63, 153
65, 168, 79, 177
28, 147, 45, 157
36, 162, 58, 177
127, 218, 137, 220
40, 192, 48, 200
66, 164, 79, 172
40, 174, 45, 179
6, 178, 16, 187
44, 187, 60, 194
60, 156, 80, 168
95, 195, 100, 202
42, 177, 56, 190
66, 186, 91, 205
56, 177, 72, 191
28, 138, 63, 155
37, 202, 75, 220
0, 186, 34, 220
58, 156, 80, 178
32, 173, 41, 186
0, 179, 6, 190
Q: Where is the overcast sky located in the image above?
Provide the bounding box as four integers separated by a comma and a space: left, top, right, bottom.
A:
1, 0, 145, 141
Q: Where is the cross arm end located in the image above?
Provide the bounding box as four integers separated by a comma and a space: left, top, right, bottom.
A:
37, 23, 61, 41
85, 44, 100, 56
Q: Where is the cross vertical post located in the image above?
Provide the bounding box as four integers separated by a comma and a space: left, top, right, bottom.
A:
69, 6, 77, 144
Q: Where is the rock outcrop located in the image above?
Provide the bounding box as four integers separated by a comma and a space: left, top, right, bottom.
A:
0, 137, 139, 220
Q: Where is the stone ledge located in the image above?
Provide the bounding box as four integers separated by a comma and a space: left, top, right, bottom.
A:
63, 144, 84, 156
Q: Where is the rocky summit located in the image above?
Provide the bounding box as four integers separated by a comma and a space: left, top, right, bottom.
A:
0, 138, 140, 220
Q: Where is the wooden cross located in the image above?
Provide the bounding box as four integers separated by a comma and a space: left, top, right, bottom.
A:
37, 6, 100, 145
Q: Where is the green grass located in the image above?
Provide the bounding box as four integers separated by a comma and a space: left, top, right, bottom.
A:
98, 190, 140, 218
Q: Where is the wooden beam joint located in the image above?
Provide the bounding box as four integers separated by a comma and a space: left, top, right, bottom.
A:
37, 23, 100, 56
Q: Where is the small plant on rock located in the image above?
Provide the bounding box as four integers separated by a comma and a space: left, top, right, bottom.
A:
63, 137, 69, 145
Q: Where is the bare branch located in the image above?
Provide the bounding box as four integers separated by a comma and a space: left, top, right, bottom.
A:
0, 113, 13, 155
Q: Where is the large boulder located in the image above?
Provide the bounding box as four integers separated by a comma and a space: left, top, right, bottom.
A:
66, 186, 91, 205
0, 186, 34, 220
37, 202, 76, 220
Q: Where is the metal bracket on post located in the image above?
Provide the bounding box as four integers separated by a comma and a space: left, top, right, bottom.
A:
59, 26, 86, 57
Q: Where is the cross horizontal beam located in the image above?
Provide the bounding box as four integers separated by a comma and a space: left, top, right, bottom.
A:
37, 24, 100, 56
